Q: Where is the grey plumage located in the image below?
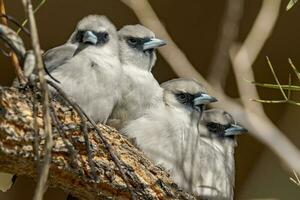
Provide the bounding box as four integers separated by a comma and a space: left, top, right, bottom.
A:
121, 78, 217, 197
193, 109, 247, 200
43, 15, 122, 123
108, 24, 166, 129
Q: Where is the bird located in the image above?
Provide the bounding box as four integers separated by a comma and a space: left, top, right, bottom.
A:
43, 15, 122, 123
188, 109, 247, 200
107, 24, 166, 129
121, 78, 218, 195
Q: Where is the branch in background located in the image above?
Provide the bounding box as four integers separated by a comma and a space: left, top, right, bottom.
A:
231, 0, 280, 115
207, 0, 244, 88
120, 0, 207, 84
0, 86, 197, 200
0, 0, 27, 84
121, 0, 300, 174
22, 0, 53, 199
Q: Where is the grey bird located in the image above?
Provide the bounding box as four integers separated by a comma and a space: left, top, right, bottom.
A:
43, 15, 122, 123
121, 78, 217, 195
107, 24, 166, 129
191, 109, 247, 200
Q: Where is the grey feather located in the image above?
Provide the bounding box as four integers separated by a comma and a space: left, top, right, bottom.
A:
108, 24, 165, 129
121, 78, 222, 198
43, 43, 76, 73
44, 15, 122, 123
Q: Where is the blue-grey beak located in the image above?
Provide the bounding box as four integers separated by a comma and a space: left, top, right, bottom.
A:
82, 31, 98, 45
143, 38, 166, 51
224, 124, 247, 136
193, 93, 217, 105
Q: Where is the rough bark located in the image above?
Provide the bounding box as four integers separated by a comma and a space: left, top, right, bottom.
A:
0, 86, 197, 200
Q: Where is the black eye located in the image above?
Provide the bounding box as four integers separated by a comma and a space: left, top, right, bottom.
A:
207, 122, 223, 133
103, 32, 109, 40
128, 38, 138, 45
176, 93, 190, 104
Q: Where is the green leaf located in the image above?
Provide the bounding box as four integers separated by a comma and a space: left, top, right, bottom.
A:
287, 0, 298, 11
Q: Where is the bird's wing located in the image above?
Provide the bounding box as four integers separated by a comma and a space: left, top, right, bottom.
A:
43, 43, 77, 73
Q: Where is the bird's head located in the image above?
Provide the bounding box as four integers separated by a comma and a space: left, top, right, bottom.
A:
69, 15, 118, 54
161, 78, 217, 117
118, 24, 166, 71
202, 109, 247, 139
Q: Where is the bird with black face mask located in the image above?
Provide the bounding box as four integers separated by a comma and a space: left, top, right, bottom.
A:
43, 15, 122, 123
108, 24, 166, 129
186, 109, 247, 200
121, 78, 217, 194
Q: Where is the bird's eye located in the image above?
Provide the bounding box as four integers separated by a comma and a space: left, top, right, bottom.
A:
206, 122, 225, 135
176, 93, 189, 104
128, 38, 138, 45
103, 32, 109, 40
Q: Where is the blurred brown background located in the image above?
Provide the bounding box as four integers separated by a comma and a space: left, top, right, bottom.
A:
1, 0, 300, 199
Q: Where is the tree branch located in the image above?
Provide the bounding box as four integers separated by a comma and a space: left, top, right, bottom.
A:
208, 0, 244, 88
0, 86, 197, 200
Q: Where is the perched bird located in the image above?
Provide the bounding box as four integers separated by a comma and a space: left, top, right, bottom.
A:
189, 109, 247, 200
108, 24, 166, 129
43, 15, 122, 123
121, 78, 217, 195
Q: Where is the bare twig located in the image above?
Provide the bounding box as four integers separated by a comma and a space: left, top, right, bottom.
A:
266, 57, 288, 100
121, 0, 300, 174
0, 0, 27, 84
251, 81, 300, 91
289, 58, 300, 83
22, 0, 53, 199
0, 14, 30, 36
208, 0, 244, 88
17, 0, 46, 35
290, 170, 300, 186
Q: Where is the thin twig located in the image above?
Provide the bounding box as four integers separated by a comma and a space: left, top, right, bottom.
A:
266, 57, 288, 100
0, 0, 27, 84
287, 73, 292, 99
22, 0, 53, 200
47, 80, 137, 200
290, 170, 300, 186
0, 14, 30, 36
251, 99, 287, 104
251, 81, 300, 91
17, 0, 46, 35
288, 58, 300, 83
49, 102, 80, 173
208, 0, 244, 88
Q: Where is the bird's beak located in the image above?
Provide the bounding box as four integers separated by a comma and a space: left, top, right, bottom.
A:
193, 93, 217, 106
143, 38, 166, 51
224, 124, 247, 136
82, 31, 98, 45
